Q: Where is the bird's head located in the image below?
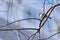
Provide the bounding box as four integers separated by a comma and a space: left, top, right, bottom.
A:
39, 13, 43, 17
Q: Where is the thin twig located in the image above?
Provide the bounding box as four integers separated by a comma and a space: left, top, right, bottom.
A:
39, 4, 53, 28
43, 0, 46, 14
19, 31, 29, 37
31, 33, 36, 40
40, 32, 60, 40
47, 0, 53, 4
27, 31, 38, 40
0, 18, 40, 28
14, 30, 21, 40
0, 28, 38, 31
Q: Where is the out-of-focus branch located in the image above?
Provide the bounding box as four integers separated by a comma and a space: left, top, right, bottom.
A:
17, 0, 22, 4
43, 0, 46, 14
40, 32, 60, 40
13, 30, 21, 40
0, 0, 4, 6
47, 0, 53, 4
27, 31, 38, 40
0, 18, 40, 28
18, 31, 29, 37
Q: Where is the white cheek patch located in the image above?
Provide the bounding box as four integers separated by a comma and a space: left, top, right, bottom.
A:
39, 14, 42, 18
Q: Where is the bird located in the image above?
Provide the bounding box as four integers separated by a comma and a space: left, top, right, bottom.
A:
39, 13, 51, 19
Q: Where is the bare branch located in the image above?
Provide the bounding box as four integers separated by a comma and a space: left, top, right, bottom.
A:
47, 0, 53, 4
0, 28, 38, 31
27, 31, 38, 40
14, 30, 21, 40
19, 31, 29, 37
38, 4, 60, 40
43, 0, 46, 14
40, 4, 60, 29
39, 5, 53, 28
0, 18, 40, 28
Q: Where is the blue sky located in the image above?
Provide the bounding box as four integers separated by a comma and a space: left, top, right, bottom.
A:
0, 0, 60, 40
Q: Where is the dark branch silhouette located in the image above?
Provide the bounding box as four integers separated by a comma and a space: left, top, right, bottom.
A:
0, 0, 60, 40
27, 31, 38, 40
40, 4, 60, 29
39, 4, 60, 40
25, 4, 60, 40
0, 28, 38, 31
0, 18, 40, 28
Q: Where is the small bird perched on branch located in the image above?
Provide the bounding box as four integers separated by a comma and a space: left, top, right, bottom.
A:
39, 13, 51, 19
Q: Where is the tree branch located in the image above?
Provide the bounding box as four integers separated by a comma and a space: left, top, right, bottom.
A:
0, 18, 40, 28
40, 4, 60, 29
0, 28, 38, 31
27, 31, 38, 40
40, 32, 60, 40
